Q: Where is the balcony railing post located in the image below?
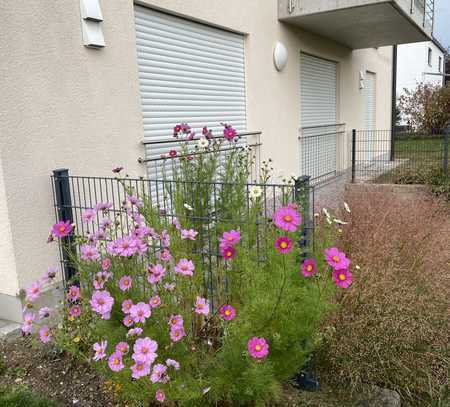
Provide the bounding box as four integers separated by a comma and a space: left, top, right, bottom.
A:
351, 129, 356, 183
53, 168, 76, 284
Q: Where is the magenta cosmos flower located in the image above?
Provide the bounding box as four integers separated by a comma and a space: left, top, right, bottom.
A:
219, 305, 236, 321
130, 302, 151, 324
332, 269, 353, 289
108, 351, 124, 372
21, 312, 35, 335
69, 305, 81, 318
132, 337, 158, 364
93, 340, 108, 361
273, 206, 302, 232
101, 258, 111, 271
131, 360, 151, 379
147, 263, 166, 284
123, 315, 134, 327
81, 208, 96, 223
39, 325, 52, 344
155, 389, 166, 403
194, 296, 209, 316
115, 342, 129, 354
150, 363, 168, 383
168, 314, 183, 328
118, 275, 132, 292
248, 337, 269, 359
90, 290, 114, 319
170, 326, 186, 343
80, 244, 100, 261
221, 230, 241, 246
220, 245, 236, 261
51, 221, 73, 238
325, 247, 351, 271
26, 281, 42, 303
67, 285, 80, 302
275, 236, 293, 254
223, 124, 238, 141
175, 259, 194, 277
301, 258, 318, 277
149, 295, 161, 308
157, 248, 172, 262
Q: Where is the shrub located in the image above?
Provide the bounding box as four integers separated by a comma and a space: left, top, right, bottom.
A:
21, 124, 355, 406
0, 385, 59, 407
318, 189, 449, 405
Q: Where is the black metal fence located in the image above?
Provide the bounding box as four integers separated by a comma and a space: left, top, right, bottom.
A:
351, 129, 449, 183
51, 171, 314, 309
299, 124, 349, 185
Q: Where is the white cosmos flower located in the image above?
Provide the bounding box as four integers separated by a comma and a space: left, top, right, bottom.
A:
322, 208, 331, 218
355, 265, 361, 270
183, 203, 193, 211
249, 185, 263, 199
344, 202, 351, 213
198, 136, 209, 149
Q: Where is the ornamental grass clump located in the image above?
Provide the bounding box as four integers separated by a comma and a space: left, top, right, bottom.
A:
22, 123, 355, 406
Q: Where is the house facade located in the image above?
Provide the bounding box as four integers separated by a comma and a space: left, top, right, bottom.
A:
0, 0, 434, 322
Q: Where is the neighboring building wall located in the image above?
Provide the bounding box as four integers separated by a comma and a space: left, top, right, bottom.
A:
397, 40, 444, 98
0, 0, 392, 321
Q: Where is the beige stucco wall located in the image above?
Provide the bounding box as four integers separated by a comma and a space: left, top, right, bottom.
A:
0, 0, 392, 320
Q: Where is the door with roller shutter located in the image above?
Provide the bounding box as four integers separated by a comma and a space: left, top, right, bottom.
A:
134, 6, 247, 177
300, 53, 338, 181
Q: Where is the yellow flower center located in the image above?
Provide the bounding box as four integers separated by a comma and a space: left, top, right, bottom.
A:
280, 242, 288, 249
153, 300, 158, 304
332, 255, 340, 263
137, 364, 143, 371
226, 251, 232, 257
59, 226, 66, 232
114, 358, 120, 365
254, 345, 261, 351
225, 310, 231, 316
227, 236, 233, 241
124, 280, 129, 285
283, 215, 292, 222
306, 265, 312, 272
339, 273, 346, 281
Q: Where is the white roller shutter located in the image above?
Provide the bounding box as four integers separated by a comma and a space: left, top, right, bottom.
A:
364, 72, 376, 130
134, 6, 246, 177
300, 53, 337, 128
300, 53, 338, 181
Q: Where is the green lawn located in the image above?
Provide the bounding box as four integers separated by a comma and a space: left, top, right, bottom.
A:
0, 386, 60, 407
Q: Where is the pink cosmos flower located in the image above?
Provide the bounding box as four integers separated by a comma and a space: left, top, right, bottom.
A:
127, 194, 143, 208
41, 266, 57, 284
219, 305, 236, 321
149, 295, 161, 308
223, 124, 237, 141
164, 282, 176, 291
275, 236, 293, 254
130, 302, 151, 324
131, 360, 151, 379
39, 325, 52, 343
95, 202, 113, 212
175, 259, 194, 277
155, 389, 165, 403
150, 363, 168, 383
301, 258, 318, 277
108, 351, 125, 372
100, 218, 113, 229
325, 247, 351, 271
169, 326, 186, 343
157, 248, 172, 262
169, 149, 177, 158
115, 342, 129, 354
168, 314, 184, 328
194, 296, 209, 316
90, 290, 114, 319
122, 299, 134, 314
147, 264, 166, 285
172, 217, 181, 230
132, 337, 158, 364
332, 269, 353, 289
160, 230, 170, 248
51, 221, 73, 238
82, 209, 96, 223
166, 358, 180, 370
123, 315, 135, 327
127, 327, 143, 337
248, 337, 269, 359
93, 271, 112, 290
273, 205, 302, 232
67, 285, 80, 302
80, 244, 100, 261
69, 305, 81, 318
118, 275, 132, 292
26, 281, 42, 302
220, 245, 236, 261
221, 230, 241, 246
38, 307, 51, 319
181, 229, 198, 241
115, 236, 139, 257
101, 258, 111, 271
21, 312, 35, 335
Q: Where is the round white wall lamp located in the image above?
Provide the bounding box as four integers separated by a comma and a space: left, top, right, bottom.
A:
273, 41, 288, 71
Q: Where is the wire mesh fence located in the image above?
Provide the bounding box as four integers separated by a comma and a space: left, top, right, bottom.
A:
51, 171, 314, 311
299, 124, 349, 185
351, 129, 449, 183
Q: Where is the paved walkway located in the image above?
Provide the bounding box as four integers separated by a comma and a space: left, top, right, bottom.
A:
313, 172, 351, 212
0, 319, 21, 338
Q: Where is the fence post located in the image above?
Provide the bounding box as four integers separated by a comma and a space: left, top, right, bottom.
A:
52, 168, 76, 283
351, 129, 356, 183
294, 175, 312, 261
444, 127, 449, 176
